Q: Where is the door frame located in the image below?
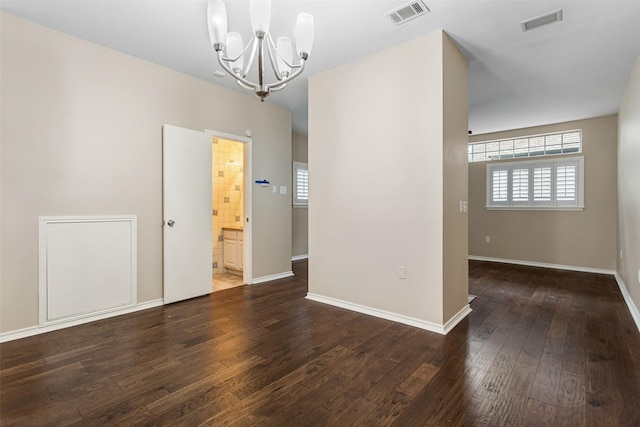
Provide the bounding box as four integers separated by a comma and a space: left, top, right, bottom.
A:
206, 129, 252, 285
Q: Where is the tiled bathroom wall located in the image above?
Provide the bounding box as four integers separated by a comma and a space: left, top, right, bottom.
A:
212, 137, 244, 275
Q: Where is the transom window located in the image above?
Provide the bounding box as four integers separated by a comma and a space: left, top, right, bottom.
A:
469, 130, 581, 163
487, 156, 584, 210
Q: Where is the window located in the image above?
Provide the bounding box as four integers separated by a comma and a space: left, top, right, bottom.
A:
293, 161, 308, 206
486, 157, 583, 210
469, 130, 581, 162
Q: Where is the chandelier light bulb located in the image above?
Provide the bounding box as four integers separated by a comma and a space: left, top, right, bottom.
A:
250, 0, 271, 35
295, 13, 314, 57
276, 37, 293, 77
207, 0, 228, 49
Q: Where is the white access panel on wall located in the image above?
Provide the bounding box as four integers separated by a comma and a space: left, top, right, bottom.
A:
39, 216, 137, 325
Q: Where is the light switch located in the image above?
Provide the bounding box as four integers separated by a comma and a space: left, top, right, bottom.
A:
280, 185, 287, 195
272, 185, 278, 194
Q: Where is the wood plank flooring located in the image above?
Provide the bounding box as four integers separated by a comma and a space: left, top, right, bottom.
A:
1, 260, 640, 426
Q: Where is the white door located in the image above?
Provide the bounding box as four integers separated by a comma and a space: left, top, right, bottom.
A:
163, 125, 212, 304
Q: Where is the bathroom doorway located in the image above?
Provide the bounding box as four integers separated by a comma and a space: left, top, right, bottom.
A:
207, 130, 252, 291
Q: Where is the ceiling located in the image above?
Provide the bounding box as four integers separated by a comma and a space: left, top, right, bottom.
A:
2, 0, 640, 135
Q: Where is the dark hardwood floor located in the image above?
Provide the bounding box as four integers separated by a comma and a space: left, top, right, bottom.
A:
1, 260, 639, 426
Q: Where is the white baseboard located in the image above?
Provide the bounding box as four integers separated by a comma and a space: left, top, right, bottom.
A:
305, 293, 471, 335
0, 299, 164, 343
444, 304, 474, 334
614, 273, 640, 333
251, 271, 294, 284
291, 254, 308, 261
468, 255, 615, 275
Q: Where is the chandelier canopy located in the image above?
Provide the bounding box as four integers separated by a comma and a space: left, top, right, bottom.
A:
207, 0, 315, 102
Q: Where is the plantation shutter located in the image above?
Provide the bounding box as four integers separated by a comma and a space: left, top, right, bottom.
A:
555, 160, 578, 206
293, 162, 308, 206
490, 167, 509, 206
511, 168, 529, 204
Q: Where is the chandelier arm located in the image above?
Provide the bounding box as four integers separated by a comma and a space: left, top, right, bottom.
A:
267, 58, 306, 90
265, 34, 284, 81
236, 80, 254, 90
242, 35, 258, 77
219, 34, 255, 65
216, 50, 257, 90
270, 83, 287, 92
267, 33, 298, 70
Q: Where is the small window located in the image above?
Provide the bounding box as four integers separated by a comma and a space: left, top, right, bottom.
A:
469, 130, 582, 162
486, 156, 583, 210
293, 161, 308, 207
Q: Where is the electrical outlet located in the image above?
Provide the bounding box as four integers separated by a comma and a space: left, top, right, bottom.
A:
485, 236, 491, 243
398, 266, 406, 280
620, 250, 623, 259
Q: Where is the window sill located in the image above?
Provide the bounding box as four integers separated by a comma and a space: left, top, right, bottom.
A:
293, 205, 308, 209
486, 206, 584, 211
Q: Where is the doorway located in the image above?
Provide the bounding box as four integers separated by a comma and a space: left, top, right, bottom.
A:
206, 130, 252, 291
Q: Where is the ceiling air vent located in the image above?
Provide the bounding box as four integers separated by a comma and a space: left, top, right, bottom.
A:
521, 9, 563, 32
386, 1, 430, 26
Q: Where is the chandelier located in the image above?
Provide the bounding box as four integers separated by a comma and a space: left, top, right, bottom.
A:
207, 0, 314, 102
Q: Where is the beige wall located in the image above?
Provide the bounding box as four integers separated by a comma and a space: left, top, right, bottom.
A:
442, 34, 470, 321
0, 14, 292, 334
618, 54, 640, 316
292, 131, 308, 258
308, 30, 468, 328
469, 115, 618, 271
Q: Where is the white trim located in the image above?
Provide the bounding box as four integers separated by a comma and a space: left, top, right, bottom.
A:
305, 293, 471, 335
443, 304, 474, 334
251, 271, 294, 284
614, 273, 640, 334
486, 206, 584, 211
468, 255, 615, 275
204, 129, 251, 144
39, 215, 137, 326
0, 299, 164, 343
291, 254, 308, 261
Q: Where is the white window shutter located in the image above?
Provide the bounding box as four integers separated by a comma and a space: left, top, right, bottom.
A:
533, 165, 552, 204
511, 168, 529, 203
488, 166, 509, 206
293, 161, 308, 206
486, 156, 583, 210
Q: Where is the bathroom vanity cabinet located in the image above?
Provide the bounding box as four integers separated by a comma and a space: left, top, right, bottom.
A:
223, 228, 243, 271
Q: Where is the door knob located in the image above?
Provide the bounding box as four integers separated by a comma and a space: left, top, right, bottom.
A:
167, 220, 175, 227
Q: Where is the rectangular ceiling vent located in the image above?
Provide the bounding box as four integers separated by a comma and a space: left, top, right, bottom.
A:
521, 9, 563, 32
386, 1, 430, 26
